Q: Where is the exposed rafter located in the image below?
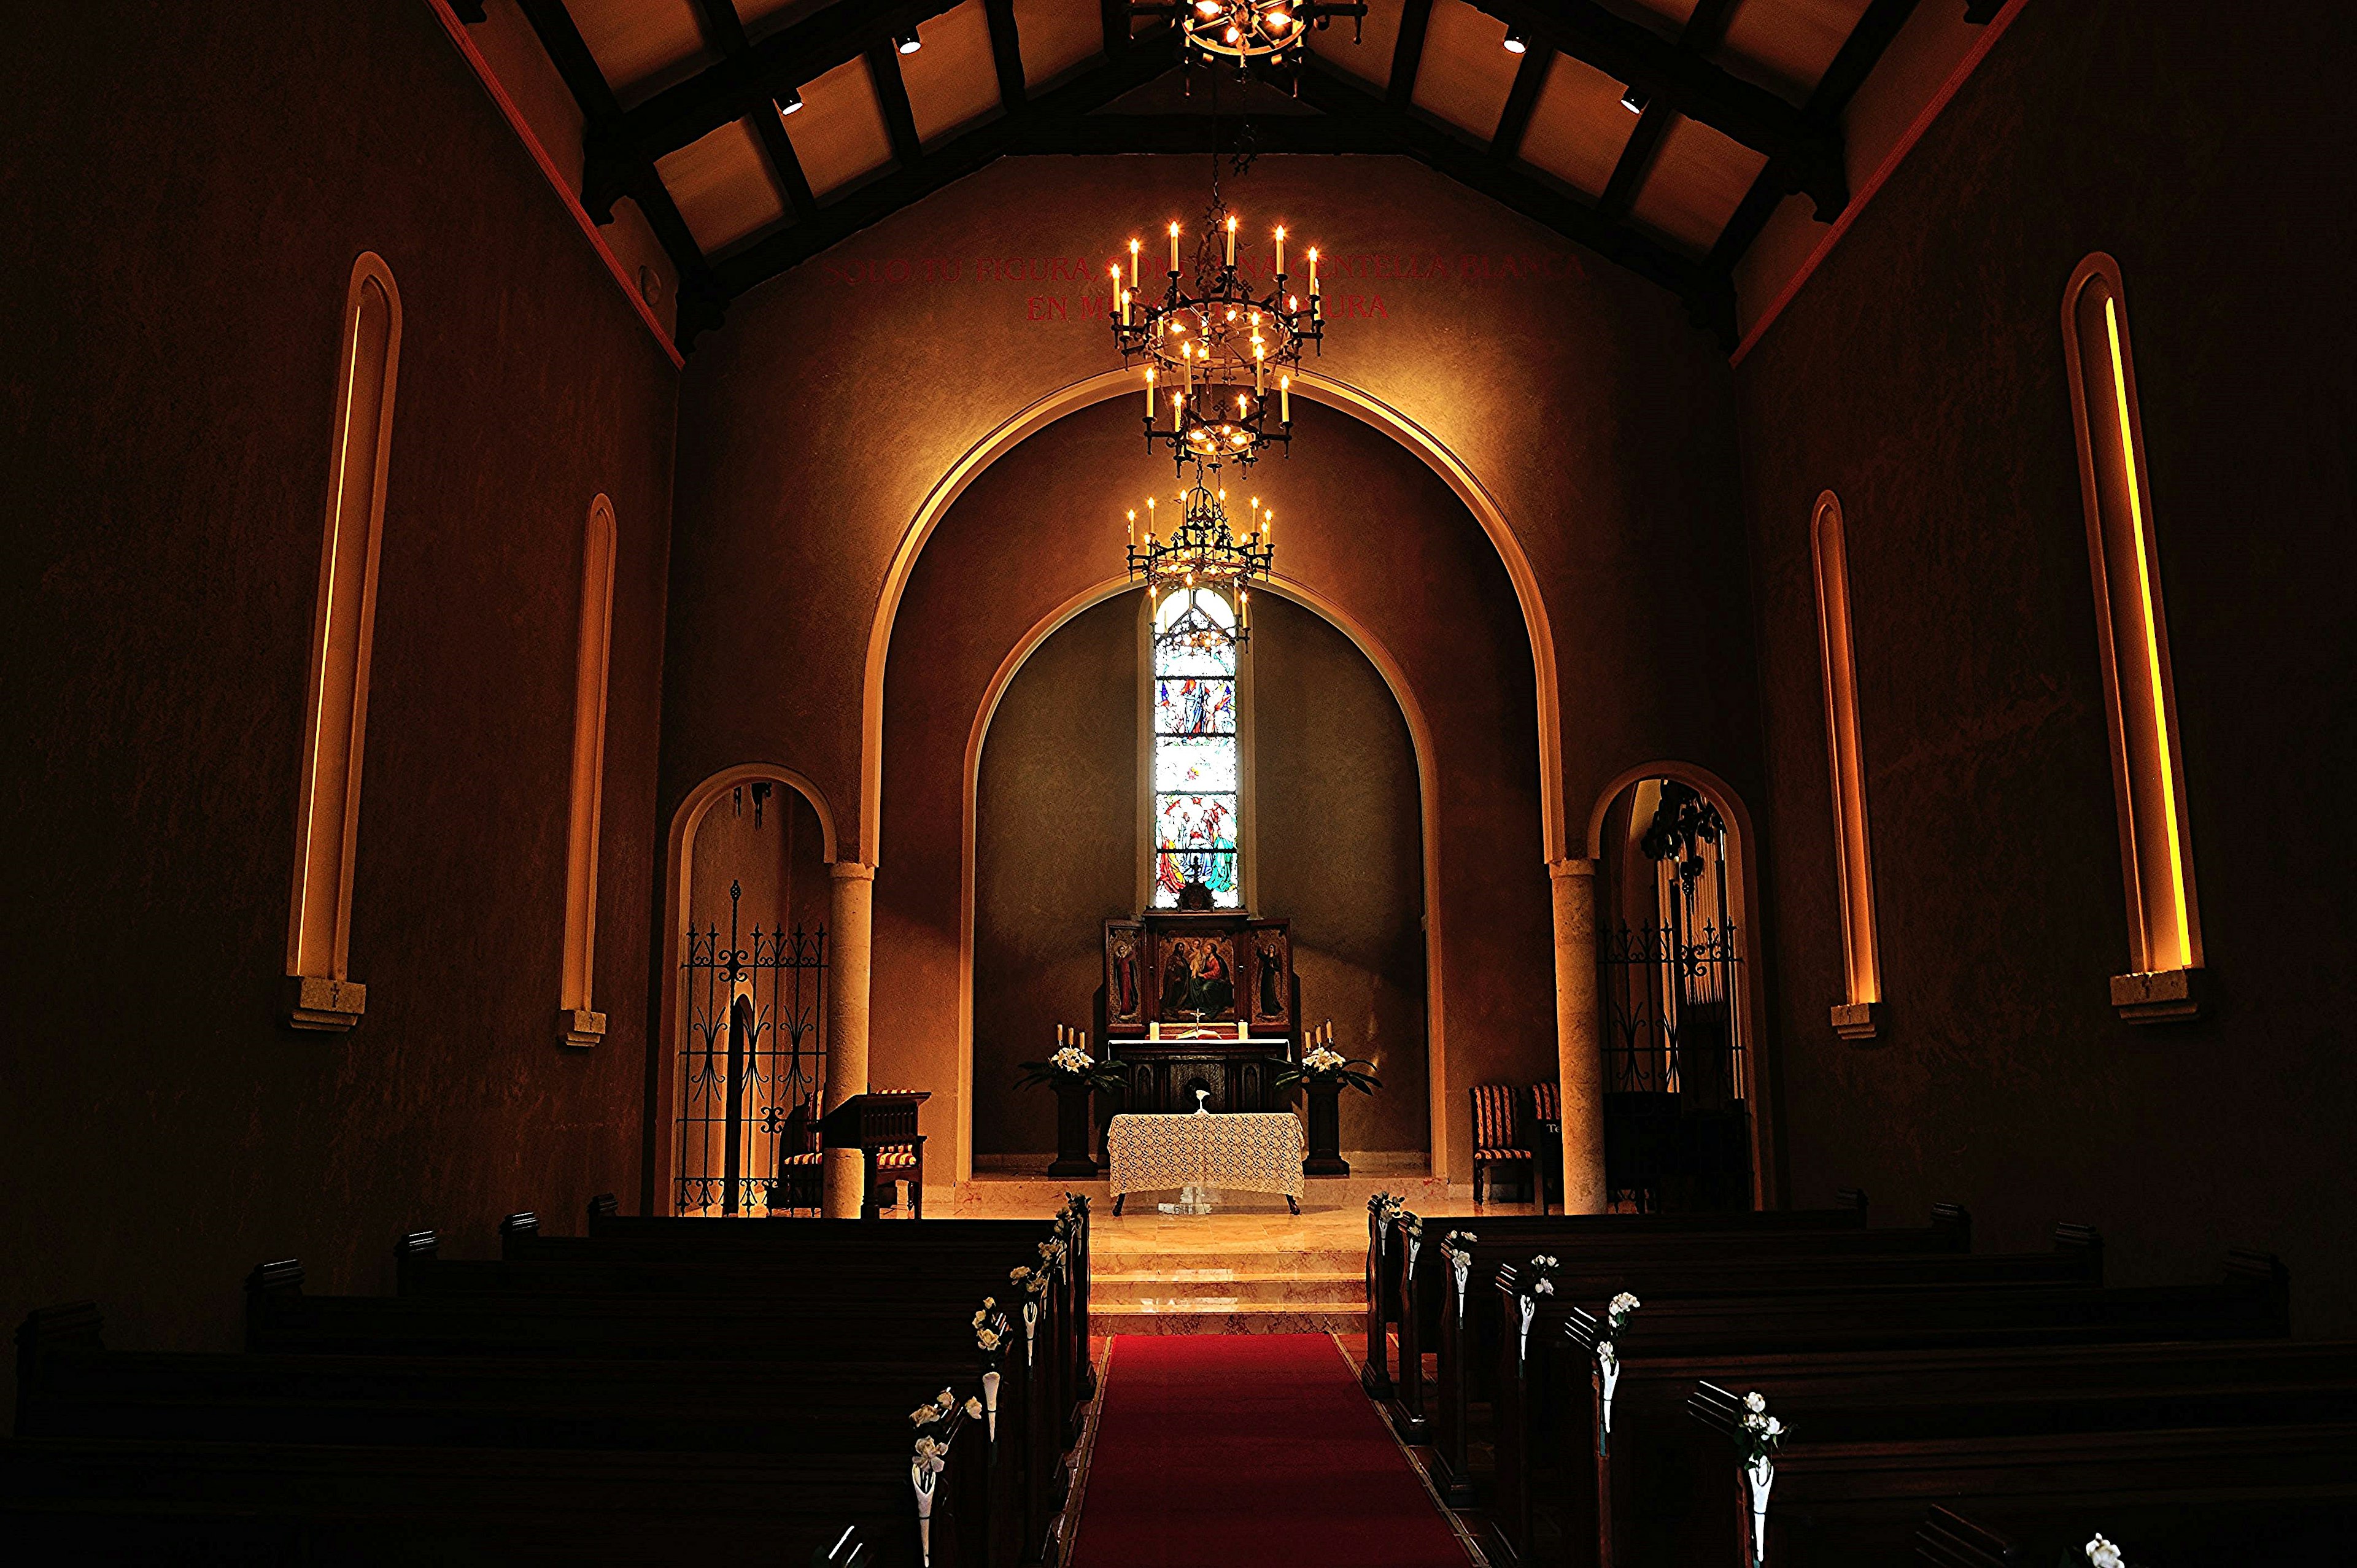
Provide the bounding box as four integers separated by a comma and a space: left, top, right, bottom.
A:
1595, 0, 1739, 225
1468, 0, 1847, 220
689, 0, 816, 221
867, 41, 925, 166
514, 0, 727, 341
983, 0, 1028, 109
713, 40, 1178, 298
1388, 0, 1436, 109
1293, 61, 1732, 341
1490, 43, 1552, 160
1005, 114, 1396, 155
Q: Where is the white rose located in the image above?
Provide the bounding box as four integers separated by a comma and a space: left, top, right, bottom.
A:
1745, 1391, 1767, 1413
965, 1397, 985, 1419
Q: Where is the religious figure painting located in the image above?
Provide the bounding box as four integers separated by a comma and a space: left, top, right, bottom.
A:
1156, 933, 1237, 1022
1105, 924, 1144, 1026
1251, 930, 1291, 1026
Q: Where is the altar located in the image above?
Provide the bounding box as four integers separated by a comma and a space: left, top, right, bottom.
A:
1105, 1111, 1305, 1215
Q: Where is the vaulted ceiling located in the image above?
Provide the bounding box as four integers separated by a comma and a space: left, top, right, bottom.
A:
484, 0, 1997, 346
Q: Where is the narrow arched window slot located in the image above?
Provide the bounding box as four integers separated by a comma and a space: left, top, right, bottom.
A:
559, 495, 617, 1047
284, 253, 400, 1032
2062, 253, 2205, 1021
1812, 492, 1882, 1040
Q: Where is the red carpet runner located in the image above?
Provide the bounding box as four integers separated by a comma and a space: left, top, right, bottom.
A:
1069, 1334, 1470, 1567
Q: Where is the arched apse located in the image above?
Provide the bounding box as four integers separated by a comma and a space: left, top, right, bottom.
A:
1585, 759, 1781, 1207
649, 763, 837, 1214
874, 396, 1550, 1194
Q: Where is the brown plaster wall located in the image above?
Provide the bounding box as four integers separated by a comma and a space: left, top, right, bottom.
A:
1737, 2, 2357, 1327
664, 153, 1757, 864
0, 1, 679, 1402
876, 398, 1550, 1182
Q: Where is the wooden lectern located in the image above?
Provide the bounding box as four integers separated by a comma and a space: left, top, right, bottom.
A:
818, 1090, 930, 1219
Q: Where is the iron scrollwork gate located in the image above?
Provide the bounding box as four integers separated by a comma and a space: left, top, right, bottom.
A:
674, 879, 827, 1215
1601, 781, 1752, 1213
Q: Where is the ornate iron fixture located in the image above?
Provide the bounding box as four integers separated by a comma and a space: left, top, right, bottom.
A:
1110, 204, 1323, 470
1132, 1, 1367, 68
1127, 471, 1274, 647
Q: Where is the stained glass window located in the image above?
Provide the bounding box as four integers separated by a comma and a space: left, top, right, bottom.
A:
1151, 589, 1242, 907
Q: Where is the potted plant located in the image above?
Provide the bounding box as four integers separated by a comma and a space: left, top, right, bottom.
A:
1272, 1024, 1378, 1177
1017, 1029, 1126, 1178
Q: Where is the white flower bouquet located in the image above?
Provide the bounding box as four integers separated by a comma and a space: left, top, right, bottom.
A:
2086, 1535, 2124, 1568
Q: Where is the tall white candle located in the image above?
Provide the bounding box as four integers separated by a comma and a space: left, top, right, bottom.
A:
1225, 215, 1237, 268
1279, 375, 1291, 423
1145, 367, 1155, 416
1128, 238, 1140, 289
1308, 247, 1319, 295
1169, 222, 1181, 274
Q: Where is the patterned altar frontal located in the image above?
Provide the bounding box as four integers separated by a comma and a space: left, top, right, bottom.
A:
1105, 1112, 1306, 1200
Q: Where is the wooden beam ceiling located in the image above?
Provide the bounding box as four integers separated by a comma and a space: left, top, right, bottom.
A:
1595, 0, 1740, 225
688, 0, 816, 221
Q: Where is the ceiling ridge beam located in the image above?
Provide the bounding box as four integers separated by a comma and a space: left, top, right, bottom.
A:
713, 41, 1178, 298
1490, 46, 1552, 160
867, 41, 925, 166
600, 0, 964, 172
1468, 0, 1846, 219
985, 0, 1029, 109
1006, 114, 1396, 155
689, 0, 817, 220
1388, 0, 1436, 110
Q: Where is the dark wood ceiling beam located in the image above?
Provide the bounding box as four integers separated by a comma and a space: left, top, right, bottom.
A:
1468, 0, 1846, 218
514, 0, 727, 340
1004, 114, 1397, 155
713, 38, 1177, 298
1102, 0, 1132, 56
1490, 45, 1551, 160
1592, 0, 1737, 224
867, 41, 925, 166
600, 0, 964, 171
1388, 0, 1436, 110
1293, 61, 1730, 341
689, 0, 816, 220
984, 0, 1028, 108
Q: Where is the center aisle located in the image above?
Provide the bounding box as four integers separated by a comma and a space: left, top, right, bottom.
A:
1068, 1334, 1476, 1567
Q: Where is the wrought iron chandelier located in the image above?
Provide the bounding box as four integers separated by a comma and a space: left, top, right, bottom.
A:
1110, 204, 1323, 470
1136, 0, 1368, 68
1127, 473, 1274, 647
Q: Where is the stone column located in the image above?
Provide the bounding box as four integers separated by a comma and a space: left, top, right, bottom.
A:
1549, 857, 1606, 1213
823, 861, 876, 1219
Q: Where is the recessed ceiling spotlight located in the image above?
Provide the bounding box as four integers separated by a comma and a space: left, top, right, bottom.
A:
1620, 85, 1650, 114
775, 87, 804, 116
894, 31, 921, 55
1503, 30, 1527, 54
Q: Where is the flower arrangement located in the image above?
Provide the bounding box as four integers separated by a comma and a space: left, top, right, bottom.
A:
1369, 1192, 1408, 1226
1592, 1291, 1641, 1443
1272, 1025, 1380, 1095
1528, 1254, 1560, 1296
1735, 1389, 1787, 1464
910, 1387, 957, 1427
973, 1295, 1004, 1353
2085, 1536, 2124, 1568
1010, 1263, 1050, 1298
1016, 1025, 1129, 1095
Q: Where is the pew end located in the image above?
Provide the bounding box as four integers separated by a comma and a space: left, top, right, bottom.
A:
500, 1210, 540, 1257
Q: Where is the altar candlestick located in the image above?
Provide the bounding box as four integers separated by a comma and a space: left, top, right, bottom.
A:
1169, 222, 1181, 274
1274, 225, 1286, 276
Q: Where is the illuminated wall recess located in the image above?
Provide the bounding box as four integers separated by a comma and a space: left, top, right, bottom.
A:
2061, 253, 2205, 1022
1811, 491, 1882, 1040
284, 252, 401, 1031
559, 495, 618, 1047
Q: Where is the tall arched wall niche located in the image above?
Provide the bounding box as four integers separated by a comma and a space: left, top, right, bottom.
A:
880, 396, 1550, 1188
662, 154, 1760, 867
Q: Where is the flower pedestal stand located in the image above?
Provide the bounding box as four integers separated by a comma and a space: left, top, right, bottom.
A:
1047, 1081, 1100, 1178
1303, 1082, 1350, 1177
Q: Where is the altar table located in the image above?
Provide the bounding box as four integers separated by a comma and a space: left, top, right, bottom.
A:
1105, 1112, 1304, 1213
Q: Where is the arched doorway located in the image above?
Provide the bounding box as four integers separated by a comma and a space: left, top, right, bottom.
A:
652, 765, 837, 1215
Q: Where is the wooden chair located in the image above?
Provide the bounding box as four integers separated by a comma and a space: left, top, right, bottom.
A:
1469, 1083, 1533, 1203
1528, 1080, 1562, 1211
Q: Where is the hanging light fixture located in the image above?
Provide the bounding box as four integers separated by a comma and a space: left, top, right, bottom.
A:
1161, 1, 1366, 68
1111, 212, 1323, 469
1127, 474, 1274, 648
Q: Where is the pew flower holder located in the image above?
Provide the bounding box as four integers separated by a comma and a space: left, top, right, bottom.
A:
1517, 1255, 1558, 1365
1442, 1230, 1477, 1320
2085, 1535, 2125, 1568
972, 1296, 1005, 1439
1734, 1389, 1787, 1568
910, 1434, 945, 1567
1593, 1291, 1641, 1450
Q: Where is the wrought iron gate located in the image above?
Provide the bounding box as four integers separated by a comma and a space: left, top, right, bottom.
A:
674, 880, 828, 1215
1600, 781, 1752, 1213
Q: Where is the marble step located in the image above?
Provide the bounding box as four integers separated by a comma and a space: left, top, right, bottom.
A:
1094, 1268, 1361, 1306
1094, 1299, 1363, 1335
1091, 1249, 1363, 1275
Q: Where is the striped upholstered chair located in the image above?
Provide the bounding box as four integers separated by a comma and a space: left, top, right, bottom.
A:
1470, 1083, 1533, 1203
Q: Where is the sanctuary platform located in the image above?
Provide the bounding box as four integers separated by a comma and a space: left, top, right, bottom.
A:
954, 1172, 1540, 1335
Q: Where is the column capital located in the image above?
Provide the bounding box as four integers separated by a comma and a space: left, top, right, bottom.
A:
827, 860, 877, 882
1547, 856, 1598, 881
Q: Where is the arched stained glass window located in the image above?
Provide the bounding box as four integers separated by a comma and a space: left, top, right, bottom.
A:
1150, 588, 1242, 907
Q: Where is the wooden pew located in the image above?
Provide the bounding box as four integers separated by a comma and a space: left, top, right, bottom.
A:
1408, 1206, 1975, 1486
1515, 1251, 2292, 1568
1479, 1227, 2106, 1559
1362, 1193, 1874, 1408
